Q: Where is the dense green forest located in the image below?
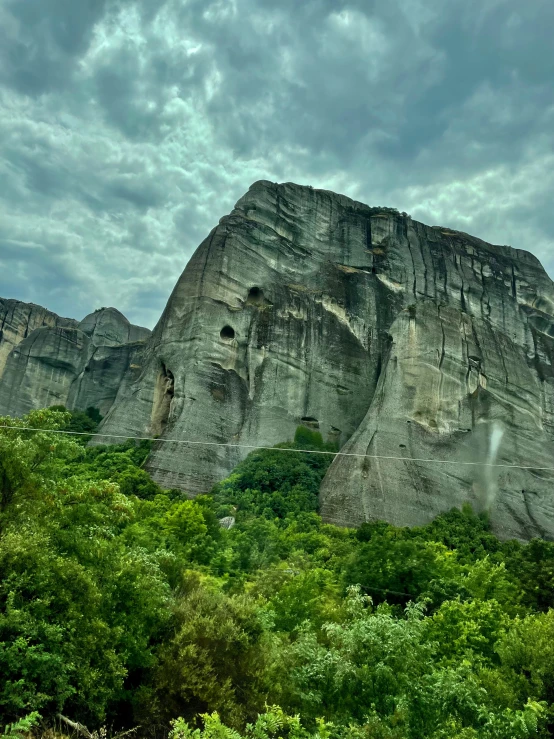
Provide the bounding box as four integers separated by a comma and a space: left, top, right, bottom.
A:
2, 409, 554, 738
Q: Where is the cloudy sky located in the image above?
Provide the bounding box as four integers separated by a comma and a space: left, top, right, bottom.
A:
1, 0, 553, 329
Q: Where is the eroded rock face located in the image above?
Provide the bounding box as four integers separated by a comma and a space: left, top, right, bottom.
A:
319, 219, 554, 541
0, 298, 78, 378
95, 180, 554, 540
97, 181, 388, 491
0, 303, 150, 418
4, 181, 554, 540
79, 307, 151, 346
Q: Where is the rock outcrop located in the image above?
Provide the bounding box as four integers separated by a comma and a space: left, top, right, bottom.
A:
0, 303, 150, 418
3, 181, 554, 540
0, 298, 78, 377
95, 180, 554, 540
97, 181, 387, 491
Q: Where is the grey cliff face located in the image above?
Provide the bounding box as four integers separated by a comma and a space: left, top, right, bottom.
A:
0, 302, 151, 418
319, 218, 554, 541
95, 180, 554, 540
0, 298, 78, 378
97, 181, 387, 490
3, 181, 554, 541
78, 307, 151, 346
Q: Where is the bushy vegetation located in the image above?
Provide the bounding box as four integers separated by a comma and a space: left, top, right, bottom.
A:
1, 409, 554, 737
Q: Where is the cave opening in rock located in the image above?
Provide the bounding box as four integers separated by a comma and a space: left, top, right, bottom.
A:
220, 325, 235, 342
301, 416, 320, 429
247, 287, 264, 305
151, 363, 175, 436
246, 286, 273, 309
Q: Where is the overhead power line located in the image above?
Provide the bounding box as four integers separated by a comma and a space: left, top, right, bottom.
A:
1, 424, 554, 473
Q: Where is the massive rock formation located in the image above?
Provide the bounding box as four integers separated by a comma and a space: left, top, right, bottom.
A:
95, 180, 554, 540
0, 302, 150, 418
0, 298, 78, 377
3, 180, 554, 540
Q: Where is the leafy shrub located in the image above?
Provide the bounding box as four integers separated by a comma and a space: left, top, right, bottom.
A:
138, 579, 273, 729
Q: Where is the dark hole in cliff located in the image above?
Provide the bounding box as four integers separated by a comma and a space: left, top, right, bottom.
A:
246, 286, 272, 309
399, 444, 406, 448
301, 416, 320, 429
247, 287, 264, 305
468, 355, 481, 363
220, 325, 235, 342
151, 363, 174, 437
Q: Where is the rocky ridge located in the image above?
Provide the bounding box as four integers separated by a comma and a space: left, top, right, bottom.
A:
0, 301, 150, 418
95, 180, 554, 540
0, 298, 78, 377
2, 180, 554, 540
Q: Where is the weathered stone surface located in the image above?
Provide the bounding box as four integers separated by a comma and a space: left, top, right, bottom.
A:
78, 307, 151, 346
0, 325, 91, 415
319, 219, 554, 541
4, 180, 554, 541
97, 181, 385, 492
0, 298, 77, 377
69, 308, 151, 417
0, 303, 150, 418
68, 340, 150, 418
97, 180, 554, 539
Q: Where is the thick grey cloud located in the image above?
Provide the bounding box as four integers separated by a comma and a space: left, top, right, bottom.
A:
0, 0, 552, 328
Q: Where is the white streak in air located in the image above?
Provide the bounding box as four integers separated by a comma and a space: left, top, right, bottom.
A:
482, 421, 505, 509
